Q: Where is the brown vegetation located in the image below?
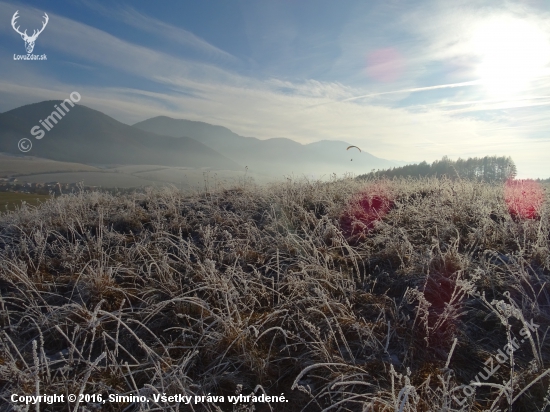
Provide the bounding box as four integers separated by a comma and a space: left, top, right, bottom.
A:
0, 176, 548, 411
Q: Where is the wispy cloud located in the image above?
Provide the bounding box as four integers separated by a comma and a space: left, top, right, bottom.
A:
78, 0, 241, 65
305, 80, 485, 109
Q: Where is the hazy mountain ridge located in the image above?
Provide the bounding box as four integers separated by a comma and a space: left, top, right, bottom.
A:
0, 102, 241, 170
133, 116, 401, 175
0, 102, 402, 179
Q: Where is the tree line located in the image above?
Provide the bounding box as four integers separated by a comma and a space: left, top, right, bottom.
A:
357, 155, 518, 182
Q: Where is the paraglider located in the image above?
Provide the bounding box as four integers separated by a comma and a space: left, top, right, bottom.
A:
347, 145, 361, 161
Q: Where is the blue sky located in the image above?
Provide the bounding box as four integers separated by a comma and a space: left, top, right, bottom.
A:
1, 0, 550, 177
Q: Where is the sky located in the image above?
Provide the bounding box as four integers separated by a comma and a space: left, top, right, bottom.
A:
1, 0, 550, 178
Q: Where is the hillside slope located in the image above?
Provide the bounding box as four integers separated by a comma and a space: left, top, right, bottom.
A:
0, 102, 242, 170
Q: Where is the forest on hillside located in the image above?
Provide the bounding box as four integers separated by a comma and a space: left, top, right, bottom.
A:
358, 155, 518, 182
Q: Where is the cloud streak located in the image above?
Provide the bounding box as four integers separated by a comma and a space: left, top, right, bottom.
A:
78, 0, 241, 65
305, 80, 485, 109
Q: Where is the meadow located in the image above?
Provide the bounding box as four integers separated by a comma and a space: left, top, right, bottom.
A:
0, 153, 278, 189
0, 154, 100, 176
0, 192, 51, 212
0, 176, 548, 411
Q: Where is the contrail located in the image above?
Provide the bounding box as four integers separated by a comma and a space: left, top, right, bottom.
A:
342, 80, 484, 102
305, 79, 484, 109
305, 71, 550, 110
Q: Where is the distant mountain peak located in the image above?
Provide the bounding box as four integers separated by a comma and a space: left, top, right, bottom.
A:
134, 116, 401, 175
0, 101, 241, 170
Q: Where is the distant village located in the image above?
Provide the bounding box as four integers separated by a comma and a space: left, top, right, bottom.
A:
0, 177, 139, 195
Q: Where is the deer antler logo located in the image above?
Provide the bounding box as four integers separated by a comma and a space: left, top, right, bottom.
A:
11, 10, 49, 54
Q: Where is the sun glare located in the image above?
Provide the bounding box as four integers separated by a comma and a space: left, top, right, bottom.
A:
472, 17, 550, 98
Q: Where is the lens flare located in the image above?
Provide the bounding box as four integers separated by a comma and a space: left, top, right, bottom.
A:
340, 182, 394, 242
365, 47, 405, 83
504, 178, 545, 220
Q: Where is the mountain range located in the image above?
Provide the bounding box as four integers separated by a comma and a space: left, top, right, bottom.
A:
133, 117, 398, 175
0, 101, 402, 178
0, 101, 239, 170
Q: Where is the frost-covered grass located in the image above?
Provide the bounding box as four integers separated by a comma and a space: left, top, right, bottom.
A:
0, 176, 549, 411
